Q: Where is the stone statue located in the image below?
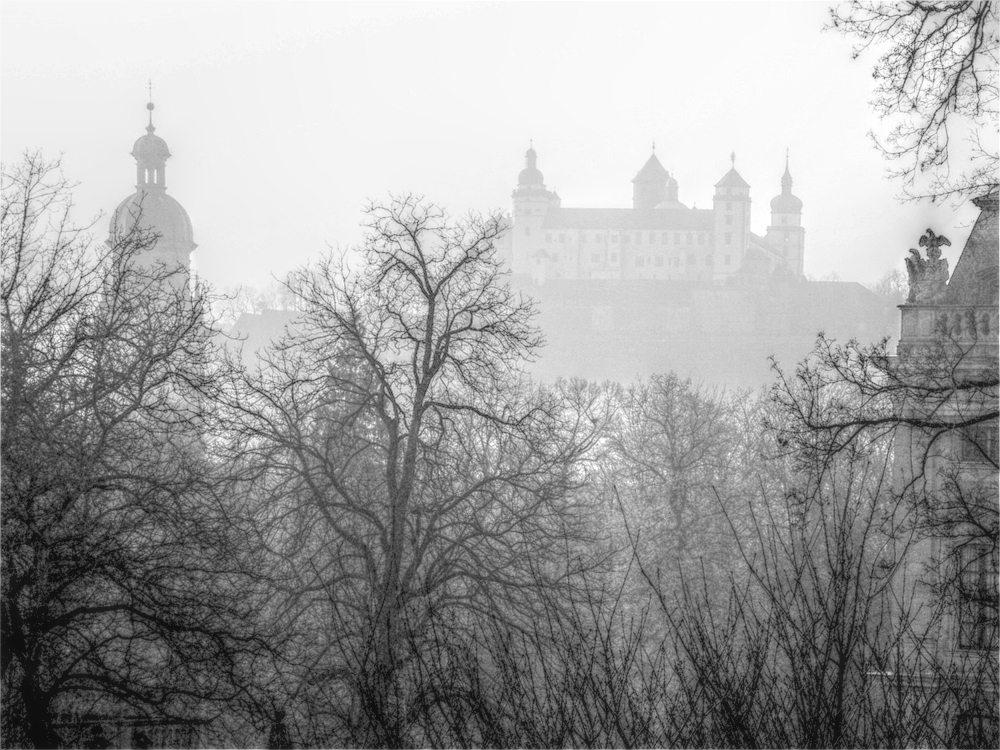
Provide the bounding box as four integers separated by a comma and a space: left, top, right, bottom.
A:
905, 228, 951, 303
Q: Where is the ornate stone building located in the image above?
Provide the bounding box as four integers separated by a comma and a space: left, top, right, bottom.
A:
891, 192, 998, 744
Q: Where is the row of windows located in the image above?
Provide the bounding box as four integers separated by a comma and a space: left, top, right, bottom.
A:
532, 230, 741, 246
960, 421, 999, 463
531, 230, 743, 247
559, 253, 735, 267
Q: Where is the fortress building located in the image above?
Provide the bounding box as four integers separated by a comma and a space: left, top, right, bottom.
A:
508, 146, 804, 284
502, 145, 897, 386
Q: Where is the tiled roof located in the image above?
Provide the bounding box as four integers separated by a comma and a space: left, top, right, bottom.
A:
540, 207, 714, 231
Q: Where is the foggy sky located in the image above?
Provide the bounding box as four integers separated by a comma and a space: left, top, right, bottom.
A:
1, 2, 982, 291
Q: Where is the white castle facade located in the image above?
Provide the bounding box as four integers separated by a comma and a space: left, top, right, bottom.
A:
507, 146, 804, 284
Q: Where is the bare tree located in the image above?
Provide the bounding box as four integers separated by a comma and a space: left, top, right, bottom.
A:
828, 1, 999, 203
227, 195, 603, 747
601, 375, 764, 607
1, 153, 276, 748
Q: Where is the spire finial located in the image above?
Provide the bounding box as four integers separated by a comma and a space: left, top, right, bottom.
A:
145, 80, 155, 134
652, 140, 656, 153
785, 147, 790, 170
730, 151, 736, 166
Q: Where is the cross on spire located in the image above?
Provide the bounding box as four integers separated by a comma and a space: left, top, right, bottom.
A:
730, 151, 736, 166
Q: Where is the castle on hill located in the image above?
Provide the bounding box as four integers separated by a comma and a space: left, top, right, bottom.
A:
107, 101, 899, 389
500, 146, 897, 386
506, 146, 804, 285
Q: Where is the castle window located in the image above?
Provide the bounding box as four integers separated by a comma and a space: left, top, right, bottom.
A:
784, 233, 790, 243
724, 255, 731, 265
686, 254, 696, 265
655, 256, 664, 267
725, 233, 732, 244
546, 233, 552, 242
960, 421, 999, 463
725, 215, 733, 226
705, 255, 713, 266
956, 545, 998, 650
525, 227, 531, 236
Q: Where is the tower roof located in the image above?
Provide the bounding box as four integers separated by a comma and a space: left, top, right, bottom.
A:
632, 152, 669, 183
770, 153, 802, 213
715, 167, 749, 189
112, 99, 195, 249
518, 145, 544, 187
944, 190, 999, 305
112, 191, 195, 245
131, 102, 171, 164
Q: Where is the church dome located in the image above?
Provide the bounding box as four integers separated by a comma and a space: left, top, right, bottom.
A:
112, 190, 194, 246
112, 100, 195, 250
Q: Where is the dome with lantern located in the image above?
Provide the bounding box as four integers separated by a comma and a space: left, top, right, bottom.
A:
111, 100, 196, 251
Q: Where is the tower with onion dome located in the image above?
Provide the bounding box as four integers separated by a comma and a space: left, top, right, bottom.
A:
510, 144, 557, 276
765, 151, 805, 276
111, 99, 197, 279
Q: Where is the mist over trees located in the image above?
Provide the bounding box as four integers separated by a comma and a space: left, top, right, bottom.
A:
4, 154, 995, 747
1, 154, 280, 748
3, 3, 998, 747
